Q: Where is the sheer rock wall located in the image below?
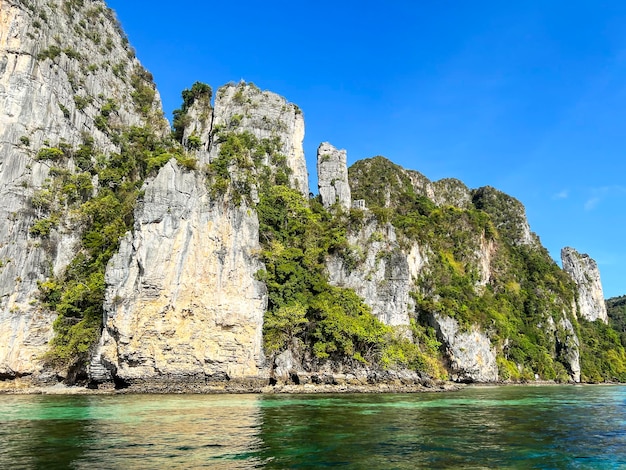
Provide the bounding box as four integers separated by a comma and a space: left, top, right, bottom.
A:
96, 161, 268, 382
0, 0, 162, 378
93, 83, 311, 383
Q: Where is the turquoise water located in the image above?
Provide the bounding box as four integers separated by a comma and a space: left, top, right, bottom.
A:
0, 386, 625, 469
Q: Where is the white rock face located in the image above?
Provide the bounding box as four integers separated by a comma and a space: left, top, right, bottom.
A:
561, 247, 608, 323
476, 235, 495, 287
317, 142, 351, 210
327, 220, 412, 327
96, 161, 268, 381
558, 317, 581, 382
209, 82, 309, 197
431, 313, 498, 382
0, 0, 162, 378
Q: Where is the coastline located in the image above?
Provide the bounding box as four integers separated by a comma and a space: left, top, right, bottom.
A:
2, 378, 617, 396
0, 378, 465, 396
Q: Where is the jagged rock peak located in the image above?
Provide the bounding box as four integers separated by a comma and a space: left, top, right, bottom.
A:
561, 247, 608, 323
472, 186, 535, 246
208, 81, 309, 197
179, 82, 213, 159
432, 178, 472, 209
317, 142, 351, 210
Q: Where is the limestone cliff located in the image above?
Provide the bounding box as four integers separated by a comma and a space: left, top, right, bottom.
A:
327, 219, 413, 327
317, 142, 351, 210
91, 82, 310, 384
322, 156, 497, 381
209, 82, 308, 198
561, 247, 608, 323
429, 313, 498, 382
94, 161, 267, 383
1, 0, 620, 387
345, 156, 585, 382
0, 0, 163, 379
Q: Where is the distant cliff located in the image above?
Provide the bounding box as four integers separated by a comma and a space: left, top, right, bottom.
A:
1, 0, 625, 389
561, 247, 608, 323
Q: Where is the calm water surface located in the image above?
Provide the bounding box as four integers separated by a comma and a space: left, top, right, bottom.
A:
0, 385, 624, 469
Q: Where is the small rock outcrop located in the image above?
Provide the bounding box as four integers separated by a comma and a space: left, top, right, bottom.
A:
561, 247, 608, 323
558, 317, 581, 382
317, 142, 351, 210
180, 85, 213, 158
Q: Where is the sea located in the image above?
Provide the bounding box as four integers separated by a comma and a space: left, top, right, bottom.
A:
0, 385, 624, 469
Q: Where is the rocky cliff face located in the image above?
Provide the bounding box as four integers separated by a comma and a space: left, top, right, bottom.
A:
322, 155, 499, 381
91, 82, 311, 384
344, 156, 588, 383
317, 142, 351, 210
327, 220, 413, 327
561, 247, 608, 323
209, 82, 308, 198
94, 161, 267, 383
1, 1, 618, 387
429, 313, 498, 382
0, 0, 162, 379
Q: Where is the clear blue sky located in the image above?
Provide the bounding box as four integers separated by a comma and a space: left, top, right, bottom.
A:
107, 0, 626, 298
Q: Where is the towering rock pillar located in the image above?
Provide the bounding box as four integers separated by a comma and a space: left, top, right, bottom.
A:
97, 161, 268, 384
317, 142, 351, 210
561, 247, 608, 323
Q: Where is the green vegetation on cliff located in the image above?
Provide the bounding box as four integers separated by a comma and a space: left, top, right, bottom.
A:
257, 185, 386, 363
203, 117, 443, 375
30, 77, 625, 384
255, 185, 445, 376
349, 156, 626, 383
172, 82, 212, 143
31, 89, 198, 372
607, 295, 626, 346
